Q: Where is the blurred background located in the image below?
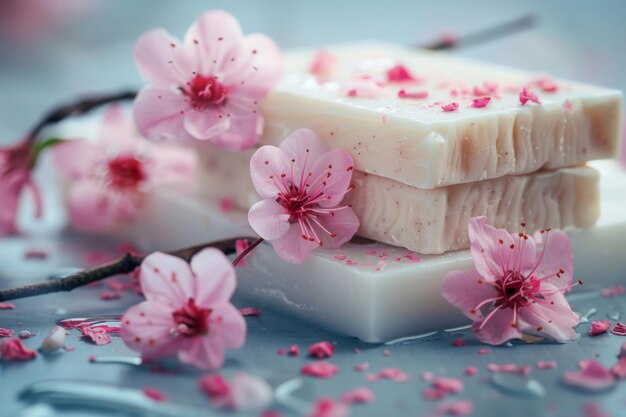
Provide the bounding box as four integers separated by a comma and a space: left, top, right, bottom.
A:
0, 0, 624, 143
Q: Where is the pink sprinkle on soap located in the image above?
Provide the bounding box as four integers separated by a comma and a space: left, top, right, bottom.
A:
24, 249, 48, 259
563, 99, 573, 112
404, 254, 422, 263
387, 64, 417, 83
378, 367, 410, 382
538, 78, 559, 93
88, 355, 97, 363
277, 348, 286, 356
441, 102, 459, 112
589, 320, 611, 336
308, 341, 335, 359
383, 349, 391, 357
563, 360, 616, 392
334, 255, 347, 260
536, 361, 558, 369
366, 250, 377, 255
519, 87, 541, 105
422, 371, 434, 382
611, 322, 626, 336
397, 89, 429, 99
346, 260, 357, 266
0, 302, 15, 310
471, 97, 491, 108
301, 361, 339, 378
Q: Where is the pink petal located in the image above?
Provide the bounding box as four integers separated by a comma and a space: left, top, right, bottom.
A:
142, 387, 167, 402
301, 361, 339, 378
309, 49, 337, 80
249, 144, 291, 199
120, 301, 182, 360
341, 387, 374, 404
98, 105, 141, 145
0, 338, 37, 361
310, 149, 354, 208
315, 206, 359, 249
518, 287, 579, 342
563, 360, 616, 392
248, 199, 291, 240
278, 129, 329, 184
441, 268, 498, 320
471, 97, 491, 108
473, 307, 523, 345
533, 230, 573, 289
308, 398, 349, 417
52, 139, 98, 179
140, 252, 195, 308
589, 320, 611, 336
340, 79, 385, 98
190, 248, 237, 305
206, 106, 263, 150
270, 225, 319, 263
147, 144, 197, 185
226, 33, 283, 99
183, 10, 244, 77
134, 29, 191, 87
209, 301, 246, 349
132, 87, 194, 143
183, 109, 231, 141
308, 341, 335, 359
441, 102, 459, 112
433, 400, 474, 416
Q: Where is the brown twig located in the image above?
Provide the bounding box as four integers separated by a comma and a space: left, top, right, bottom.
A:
0, 237, 253, 302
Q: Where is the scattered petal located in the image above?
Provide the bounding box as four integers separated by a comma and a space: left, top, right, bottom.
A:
589, 320, 611, 336
519, 87, 541, 105
143, 387, 167, 402
433, 400, 474, 416
0, 338, 37, 361
611, 322, 626, 336
0, 302, 15, 310
536, 361, 558, 369
0, 328, 13, 337
471, 97, 491, 108
301, 361, 339, 378
441, 102, 459, 112
487, 363, 531, 376
239, 307, 262, 316
562, 360, 616, 392
307, 397, 349, 417
341, 387, 374, 404
308, 341, 335, 358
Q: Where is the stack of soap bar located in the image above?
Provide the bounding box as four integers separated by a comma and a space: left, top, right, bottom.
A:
197, 42, 620, 253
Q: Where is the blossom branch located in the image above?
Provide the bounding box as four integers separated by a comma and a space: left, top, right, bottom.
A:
0, 237, 253, 302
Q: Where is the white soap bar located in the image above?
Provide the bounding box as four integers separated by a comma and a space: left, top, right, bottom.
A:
114, 160, 626, 343
259, 43, 622, 189
196, 142, 599, 254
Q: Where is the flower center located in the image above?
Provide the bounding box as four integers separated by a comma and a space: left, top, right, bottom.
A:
495, 271, 540, 308
172, 298, 211, 337
106, 156, 146, 190
184, 75, 228, 110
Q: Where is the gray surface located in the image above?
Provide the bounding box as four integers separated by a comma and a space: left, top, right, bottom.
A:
1, 1, 626, 416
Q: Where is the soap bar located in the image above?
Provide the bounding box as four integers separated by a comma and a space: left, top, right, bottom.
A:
259, 43, 622, 189
113, 160, 626, 342
196, 143, 600, 254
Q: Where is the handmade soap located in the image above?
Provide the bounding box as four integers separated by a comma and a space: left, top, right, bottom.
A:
196, 143, 599, 254
113, 160, 626, 342
258, 43, 622, 189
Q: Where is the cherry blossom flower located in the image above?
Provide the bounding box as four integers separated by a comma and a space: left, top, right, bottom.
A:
200, 372, 272, 411
441, 216, 580, 345
248, 129, 359, 264
132, 10, 282, 150
121, 248, 246, 370
53, 105, 196, 232
0, 139, 40, 236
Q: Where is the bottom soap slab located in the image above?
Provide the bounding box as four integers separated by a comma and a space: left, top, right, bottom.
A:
113, 160, 626, 343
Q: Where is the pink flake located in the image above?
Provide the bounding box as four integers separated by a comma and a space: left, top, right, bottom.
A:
383, 349, 391, 357
387, 64, 418, 83
81, 326, 112, 346
519, 87, 541, 106
366, 250, 377, 255
143, 387, 166, 402
100, 290, 121, 300
88, 355, 96, 362
563, 100, 573, 112
0, 302, 15, 310
537, 78, 559, 93
234, 239, 250, 267
354, 362, 369, 372
536, 361, 558, 369
601, 284, 625, 297
309, 49, 337, 80
433, 377, 464, 393
589, 320, 611, 336
199, 373, 230, 399
239, 307, 262, 317
308, 341, 335, 358
404, 254, 422, 263
307, 398, 349, 417
473, 85, 490, 96
288, 344, 300, 356
366, 373, 380, 382
378, 367, 410, 382
611, 322, 626, 336
563, 360, 616, 392
441, 102, 459, 112
219, 197, 234, 212
277, 348, 286, 356
334, 255, 347, 261
610, 357, 626, 379
433, 400, 474, 416
341, 387, 374, 404
397, 89, 429, 99
301, 361, 339, 378
0, 338, 37, 361
341, 79, 385, 98
487, 363, 531, 376
483, 81, 499, 93
24, 249, 48, 259
464, 367, 478, 376
471, 97, 491, 108
18, 330, 36, 339
346, 260, 357, 266
64, 346, 76, 352
477, 348, 490, 355
0, 328, 13, 337
452, 338, 465, 347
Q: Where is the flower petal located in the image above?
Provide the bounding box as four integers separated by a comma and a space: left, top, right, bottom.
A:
183, 109, 231, 141
190, 248, 237, 305
134, 29, 191, 87
279, 129, 328, 184
52, 139, 98, 180
309, 148, 355, 208
208, 97, 263, 150
518, 284, 579, 342
249, 144, 291, 199
211, 301, 246, 349
179, 337, 226, 371
473, 307, 523, 345
315, 207, 359, 249
133, 86, 194, 143
248, 199, 291, 241
140, 252, 195, 308
147, 144, 197, 185
533, 230, 573, 289
120, 301, 183, 360
441, 269, 499, 320
98, 105, 140, 145
268, 222, 319, 264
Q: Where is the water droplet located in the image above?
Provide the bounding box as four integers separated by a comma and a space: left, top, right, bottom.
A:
91, 356, 142, 366
385, 331, 443, 345
578, 308, 597, 324
490, 373, 546, 398
18, 330, 36, 339
505, 342, 514, 347
608, 311, 622, 321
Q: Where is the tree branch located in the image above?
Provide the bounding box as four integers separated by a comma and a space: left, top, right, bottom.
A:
0, 237, 253, 302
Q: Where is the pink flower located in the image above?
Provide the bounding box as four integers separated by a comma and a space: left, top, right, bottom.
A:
53, 105, 196, 232
200, 372, 272, 411
132, 10, 282, 150
0, 338, 37, 361
121, 248, 246, 370
0, 139, 40, 236
562, 360, 616, 392
441, 216, 579, 345
248, 129, 359, 263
